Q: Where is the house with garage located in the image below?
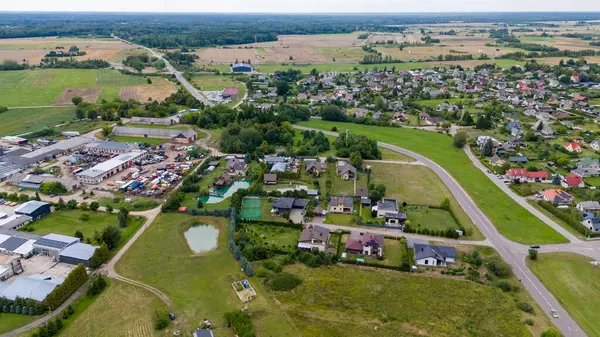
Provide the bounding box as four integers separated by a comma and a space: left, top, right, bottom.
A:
271, 197, 308, 215
336, 164, 356, 180
305, 161, 326, 176
505, 168, 548, 182
226, 158, 247, 176
372, 198, 399, 218
540, 189, 574, 205
328, 197, 353, 214
297, 225, 330, 252
344, 231, 384, 258
414, 243, 456, 267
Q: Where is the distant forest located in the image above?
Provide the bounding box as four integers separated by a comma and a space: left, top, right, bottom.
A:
2, 12, 600, 48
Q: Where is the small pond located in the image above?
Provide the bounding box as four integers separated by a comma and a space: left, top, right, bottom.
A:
184, 224, 219, 253
201, 180, 251, 204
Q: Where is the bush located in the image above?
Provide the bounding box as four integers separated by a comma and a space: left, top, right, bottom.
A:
224, 310, 255, 337
528, 248, 538, 261
524, 319, 534, 326
517, 301, 534, 314
262, 260, 282, 273
39, 181, 67, 195
264, 272, 303, 291
153, 309, 169, 330
494, 280, 513, 292
79, 213, 90, 221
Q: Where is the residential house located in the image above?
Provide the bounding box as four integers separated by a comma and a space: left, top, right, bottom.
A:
328, 197, 353, 214
372, 198, 399, 218
590, 140, 600, 151
582, 212, 600, 232
263, 173, 277, 185
490, 155, 505, 166
265, 156, 285, 167
226, 158, 248, 176
414, 244, 456, 267
564, 142, 583, 153
355, 187, 369, 198
562, 173, 584, 188
336, 164, 357, 180
297, 225, 330, 252
385, 211, 407, 227
345, 231, 384, 258
305, 161, 326, 176
271, 197, 308, 214
508, 156, 528, 164
214, 172, 233, 189
577, 201, 600, 212
505, 168, 548, 182
540, 189, 574, 204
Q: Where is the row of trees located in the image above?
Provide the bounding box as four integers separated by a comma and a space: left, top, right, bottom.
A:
43, 264, 88, 310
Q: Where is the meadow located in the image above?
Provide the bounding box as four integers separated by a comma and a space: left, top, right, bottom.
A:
298, 120, 567, 244
528, 252, 600, 337
0, 69, 164, 107
0, 106, 76, 136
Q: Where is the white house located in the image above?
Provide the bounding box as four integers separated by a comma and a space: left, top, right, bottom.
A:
414, 244, 456, 267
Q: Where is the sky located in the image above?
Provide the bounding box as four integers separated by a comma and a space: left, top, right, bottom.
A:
2, 0, 600, 13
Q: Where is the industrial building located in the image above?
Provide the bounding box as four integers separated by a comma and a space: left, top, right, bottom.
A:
14, 201, 51, 220
0, 234, 37, 258
77, 150, 147, 184
130, 116, 179, 125
84, 140, 139, 154
112, 127, 197, 144
10, 173, 80, 192
20, 137, 93, 161
1, 136, 27, 145
0, 255, 23, 281
0, 215, 33, 230
231, 63, 253, 73
58, 243, 98, 266
33, 234, 79, 258
0, 274, 63, 302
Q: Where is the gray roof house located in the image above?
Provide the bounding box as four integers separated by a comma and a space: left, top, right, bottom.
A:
328, 197, 353, 214
297, 225, 330, 252
414, 244, 456, 267
337, 164, 357, 180
577, 201, 600, 212
373, 198, 399, 218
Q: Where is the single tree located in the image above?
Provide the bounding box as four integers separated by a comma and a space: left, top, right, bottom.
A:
528, 248, 538, 261
71, 96, 83, 105
100, 126, 113, 138
74, 230, 84, 241
89, 201, 100, 211
349, 151, 364, 169
453, 131, 467, 148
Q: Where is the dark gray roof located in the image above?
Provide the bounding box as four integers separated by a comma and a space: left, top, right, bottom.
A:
385, 212, 407, 220
273, 197, 295, 210
59, 243, 97, 260
299, 225, 330, 243
193, 329, 215, 337
293, 199, 309, 208
376, 199, 399, 212
112, 126, 196, 139
263, 173, 277, 182
329, 196, 353, 207
414, 244, 456, 261
509, 156, 528, 163
14, 201, 49, 215
34, 234, 78, 250
265, 156, 285, 164
0, 237, 28, 251
85, 141, 137, 151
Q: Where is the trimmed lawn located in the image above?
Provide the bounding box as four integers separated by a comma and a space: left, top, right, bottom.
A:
0, 313, 38, 335
381, 238, 407, 267
526, 200, 586, 240
60, 280, 165, 337
527, 253, 600, 337
242, 224, 301, 251
116, 214, 299, 336
325, 213, 355, 226
406, 207, 459, 231
54, 119, 111, 135
0, 107, 76, 136
22, 210, 145, 253
108, 135, 166, 145
99, 197, 159, 211
379, 148, 415, 161
584, 176, 600, 186
298, 120, 567, 244
272, 264, 530, 336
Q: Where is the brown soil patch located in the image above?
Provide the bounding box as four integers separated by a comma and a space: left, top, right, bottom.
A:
0, 50, 48, 65
54, 88, 102, 105
119, 87, 139, 101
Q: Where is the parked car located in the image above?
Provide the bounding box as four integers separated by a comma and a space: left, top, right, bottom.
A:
169, 312, 176, 320
530, 245, 540, 249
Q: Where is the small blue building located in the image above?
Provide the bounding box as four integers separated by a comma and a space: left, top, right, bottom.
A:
231, 63, 253, 73
14, 201, 51, 220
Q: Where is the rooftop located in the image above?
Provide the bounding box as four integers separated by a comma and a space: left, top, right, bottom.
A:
59, 243, 97, 260
78, 151, 146, 178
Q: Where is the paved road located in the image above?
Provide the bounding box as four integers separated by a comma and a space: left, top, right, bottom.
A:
294, 125, 586, 337
112, 36, 213, 107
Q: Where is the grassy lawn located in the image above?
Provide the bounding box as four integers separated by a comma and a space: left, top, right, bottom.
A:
406, 206, 459, 231
22, 210, 145, 253
115, 213, 299, 336
122, 123, 191, 130
201, 128, 223, 150
60, 280, 165, 337
325, 213, 355, 225
53, 119, 111, 135
99, 197, 159, 211
584, 176, 600, 186
369, 162, 477, 238
192, 75, 246, 107
298, 120, 567, 244
108, 135, 166, 145
0, 313, 39, 335
381, 238, 407, 267
379, 148, 415, 161
527, 252, 600, 337
0, 69, 164, 107
0, 107, 76, 136
272, 263, 530, 336
526, 200, 586, 240
242, 224, 301, 251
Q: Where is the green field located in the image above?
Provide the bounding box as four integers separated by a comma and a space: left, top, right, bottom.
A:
298, 120, 567, 244
381, 238, 408, 267
406, 207, 459, 231
23, 210, 145, 252
108, 135, 165, 145
0, 313, 38, 335
115, 214, 299, 336
528, 253, 600, 337
0, 106, 76, 136
0, 69, 150, 107
273, 264, 529, 336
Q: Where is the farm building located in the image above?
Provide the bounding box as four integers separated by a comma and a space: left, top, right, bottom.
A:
112, 126, 197, 144
223, 87, 240, 99
77, 150, 147, 184
0, 215, 33, 230
58, 243, 98, 266
14, 201, 51, 220
0, 274, 63, 302
231, 63, 253, 73
33, 234, 79, 258
84, 140, 139, 154
130, 116, 179, 125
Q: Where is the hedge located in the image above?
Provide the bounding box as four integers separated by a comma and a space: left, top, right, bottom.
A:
239, 219, 303, 230
43, 264, 88, 310
535, 200, 600, 237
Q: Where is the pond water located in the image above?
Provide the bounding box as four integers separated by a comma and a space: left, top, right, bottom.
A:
201, 180, 251, 204
184, 224, 219, 253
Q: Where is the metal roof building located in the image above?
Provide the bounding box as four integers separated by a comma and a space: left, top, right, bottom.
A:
14, 201, 51, 220
84, 141, 139, 154
19, 137, 93, 160
130, 116, 179, 125
77, 150, 147, 184
112, 127, 197, 143
0, 274, 63, 301
0, 235, 36, 258
59, 243, 98, 266
33, 234, 79, 258
0, 215, 33, 230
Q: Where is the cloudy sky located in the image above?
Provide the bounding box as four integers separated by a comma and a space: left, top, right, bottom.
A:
2, 0, 600, 13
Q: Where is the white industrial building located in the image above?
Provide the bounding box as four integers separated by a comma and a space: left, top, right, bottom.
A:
20, 137, 93, 161
33, 234, 80, 258
0, 215, 33, 230
84, 140, 139, 154
76, 150, 147, 184
0, 274, 63, 302
0, 234, 36, 258
130, 116, 179, 125
0, 255, 23, 281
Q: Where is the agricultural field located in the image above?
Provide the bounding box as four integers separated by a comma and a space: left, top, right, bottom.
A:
60, 280, 166, 337
527, 252, 600, 337
115, 214, 300, 336
298, 120, 567, 244
272, 263, 530, 337
0, 106, 76, 136
0, 69, 175, 107
369, 162, 476, 237
0, 36, 131, 65
119, 77, 178, 102
22, 210, 145, 252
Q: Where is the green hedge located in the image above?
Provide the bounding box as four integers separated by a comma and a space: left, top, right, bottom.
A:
536, 200, 592, 237
43, 264, 88, 310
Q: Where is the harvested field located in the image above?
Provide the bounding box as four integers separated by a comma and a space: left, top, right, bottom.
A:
120, 78, 177, 102
54, 88, 102, 105
0, 49, 47, 65
54, 87, 102, 105
119, 87, 139, 101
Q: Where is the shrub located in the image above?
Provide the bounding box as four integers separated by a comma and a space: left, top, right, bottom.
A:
224, 310, 255, 337
494, 280, 513, 292
264, 273, 303, 291
262, 260, 282, 273
528, 248, 538, 261
517, 301, 534, 314
525, 319, 534, 326
79, 213, 90, 221
153, 309, 169, 330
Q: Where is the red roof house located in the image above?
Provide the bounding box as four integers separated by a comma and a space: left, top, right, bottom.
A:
562, 173, 584, 188
564, 142, 583, 153
223, 87, 240, 98
505, 168, 548, 181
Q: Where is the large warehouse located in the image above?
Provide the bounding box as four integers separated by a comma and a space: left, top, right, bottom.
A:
231, 63, 253, 73
14, 201, 51, 220
58, 243, 98, 266
76, 150, 147, 184
0, 274, 63, 302
130, 116, 179, 125
84, 140, 139, 155
112, 127, 197, 144
33, 234, 79, 258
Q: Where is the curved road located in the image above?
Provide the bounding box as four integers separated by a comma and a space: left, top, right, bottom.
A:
294, 125, 586, 337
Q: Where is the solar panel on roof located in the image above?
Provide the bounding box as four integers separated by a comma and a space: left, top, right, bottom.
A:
34, 238, 70, 250
0, 237, 28, 251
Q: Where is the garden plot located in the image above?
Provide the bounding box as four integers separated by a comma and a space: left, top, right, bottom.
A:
54, 88, 102, 105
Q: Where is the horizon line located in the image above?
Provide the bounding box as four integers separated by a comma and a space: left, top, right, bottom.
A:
2, 10, 600, 14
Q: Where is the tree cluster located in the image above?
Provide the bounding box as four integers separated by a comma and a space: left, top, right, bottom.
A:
43, 264, 88, 310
